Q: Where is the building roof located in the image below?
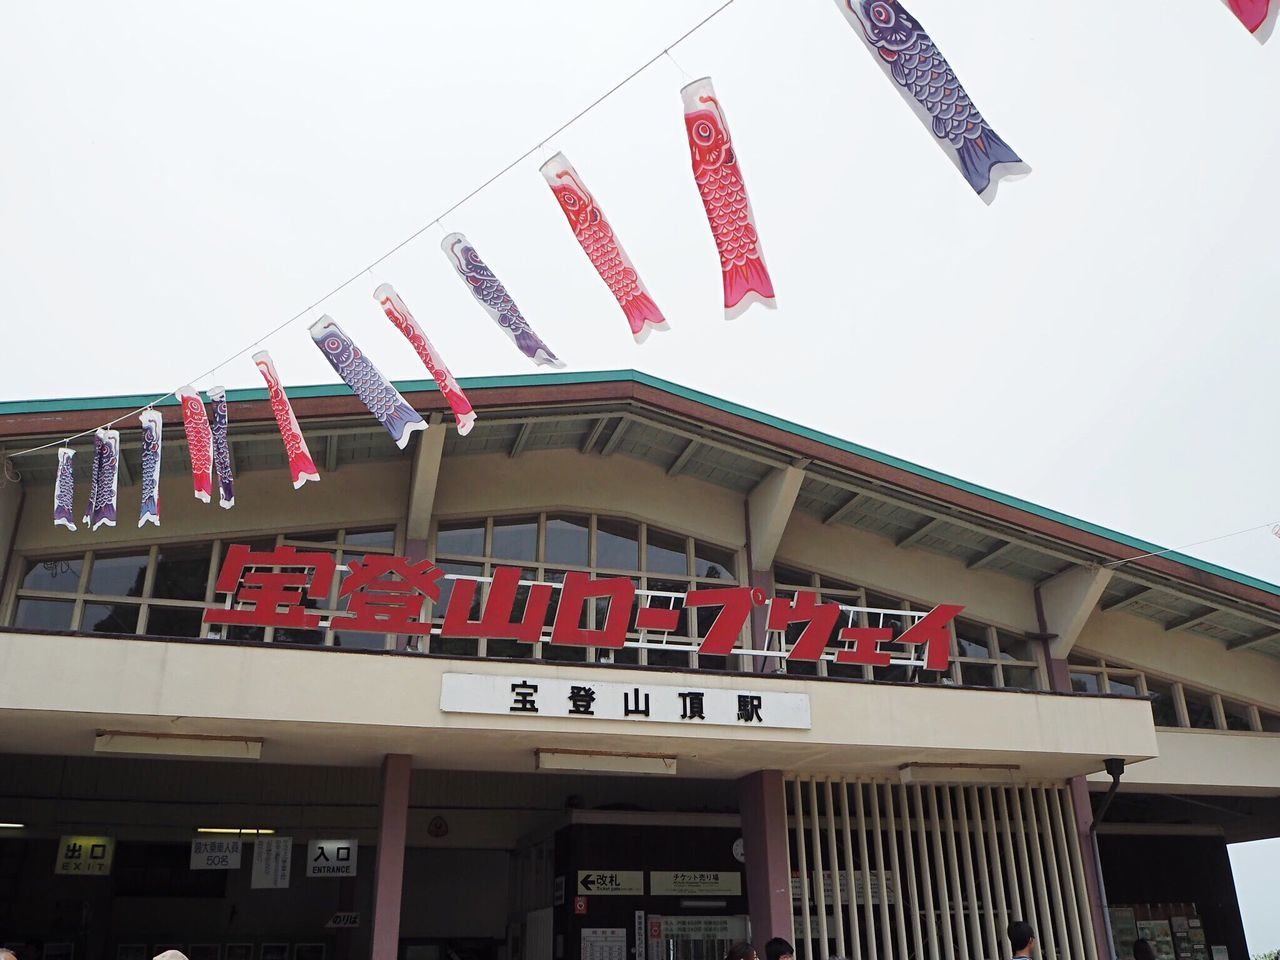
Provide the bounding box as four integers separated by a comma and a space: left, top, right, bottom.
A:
3, 369, 1278, 657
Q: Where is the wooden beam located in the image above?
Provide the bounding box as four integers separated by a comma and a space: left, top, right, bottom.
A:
1227, 631, 1280, 652
1164, 608, 1219, 633
509, 422, 533, 458
668, 439, 699, 476
824, 493, 864, 526
580, 418, 607, 455
896, 516, 946, 548
1101, 587, 1158, 613
967, 540, 1018, 570
600, 418, 630, 457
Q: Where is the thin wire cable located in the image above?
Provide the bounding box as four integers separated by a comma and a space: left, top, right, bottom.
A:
1103, 519, 1280, 567
2, 0, 739, 461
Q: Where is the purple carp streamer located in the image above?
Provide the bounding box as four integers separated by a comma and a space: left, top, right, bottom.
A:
53, 446, 77, 531
309, 315, 427, 450
138, 410, 163, 528
208, 386, 235, 509
84, 428, 120, 531
441, 232, 564, 367
833, 0, 1024, 197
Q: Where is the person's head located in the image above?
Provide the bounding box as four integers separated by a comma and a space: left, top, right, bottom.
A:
1134, 940, 1156, 960
1, 948, 18, 960
1008, 920, 1036, 955
724, 943, 757, 960
153, 952, 189, 960
765, 939, 794, 960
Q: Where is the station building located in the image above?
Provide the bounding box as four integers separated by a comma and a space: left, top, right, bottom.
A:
0, 370, 1276, 960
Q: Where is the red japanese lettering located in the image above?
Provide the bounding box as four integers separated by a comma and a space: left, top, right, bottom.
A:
442, 566, 552, 643
687, 586, 764, 656
898, 603, 964, 670
336, 555, 444, 634
550, 573, 634, 648
204, 544, 336, 630
770, 591, 842, 661
834, 627, 894, 666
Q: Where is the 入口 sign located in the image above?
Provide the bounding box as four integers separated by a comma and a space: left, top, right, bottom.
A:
190, 838, 242, 870
54, 836, 114, 876
649, 871, 741, 896
578, 871, 644, 896
307, 838, 357, 877
441, 674, 811, 730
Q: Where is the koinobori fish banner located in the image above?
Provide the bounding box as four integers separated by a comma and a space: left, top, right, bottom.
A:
375, 283, 477, 436
681, 78, 776, 320
540, 153, 668, 342
53, 446, 76, 531
84, 428, 120, 532
441, 232, 564, 368
138, 409, 163, 528
309, 315, 427, 451
1223, 0, 1274, 35
176, 385, 213, 503
208, 386, 235, 509
253, 350, 320, 489
831, 0, 1024, 197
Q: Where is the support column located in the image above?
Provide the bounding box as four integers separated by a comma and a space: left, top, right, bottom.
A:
738, 770, 792, 946
401, 418, 444, 650
1069, 777, 1112, 960
371, 754, 412, 960
745, 463, 806, 674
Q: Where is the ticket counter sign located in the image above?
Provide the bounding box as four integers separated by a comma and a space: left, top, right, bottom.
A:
190, 838, 243, 870
54, 835, 115, 875
578, 870, 644, 895
649, 871, 741, 896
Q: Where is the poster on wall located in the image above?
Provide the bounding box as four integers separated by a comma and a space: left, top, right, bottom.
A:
580, 929, 626, 960
1110, 907, 1139, 960
251, 837, 293, 889
1136, 921, 1177, 960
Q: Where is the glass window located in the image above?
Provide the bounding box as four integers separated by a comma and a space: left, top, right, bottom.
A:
145, 606, 205, 639
773, 565, 812, 587
1002, 665, 1040, 691
960, 662, 997, 687
343, 528, 396, 551
1183, 689, 1218, 729
332, 629, 387, 651
1260, 711, 1280, 734
1107, 673, 1140, 698
954, 619, 990, 659
152, 545, 211, 601
1145, 678, 1181, 727
88, 553, 149, 597
436, 520, 485, 558
1071, 672, 1101, 694
1067, 651, 1101, 667
996, 630, 1037, 662
287, 529, 340, 545
645, 579, 691, 638
491, 517, 537, 562
14, 598, 74, 631
1222, 700, 1255, 732
694, 542, 736, 580
433, 561, 484, 622
22, 557, 83, 592
645, 528, 688, 576
596, 518, 639, 571
545, 515, 589, 566
82, 602, 140, 635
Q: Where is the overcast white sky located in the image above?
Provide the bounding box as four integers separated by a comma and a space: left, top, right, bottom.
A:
2, 0, 1277, 941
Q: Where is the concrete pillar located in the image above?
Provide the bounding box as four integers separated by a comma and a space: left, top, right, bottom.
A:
371, 754, 412, 960
738, 770, 792, 947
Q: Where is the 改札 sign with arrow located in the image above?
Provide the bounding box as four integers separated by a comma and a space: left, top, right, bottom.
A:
577, 871, 644, 896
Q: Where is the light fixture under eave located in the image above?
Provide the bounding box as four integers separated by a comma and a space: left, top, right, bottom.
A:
196, 827, 275, 835
94, 731, 262, 760
898, 762, 1021, 785
536, 748, 677, 776
0, 823, 25, 830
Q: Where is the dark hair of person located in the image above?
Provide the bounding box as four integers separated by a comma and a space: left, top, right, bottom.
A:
1134, 939, 1157, 960
1008, 920, 1035, 952
765, 940, 794, 960
725, 943, 756, 960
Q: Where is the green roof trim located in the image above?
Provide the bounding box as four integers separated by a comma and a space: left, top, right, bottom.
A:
2, 368, 1276, 598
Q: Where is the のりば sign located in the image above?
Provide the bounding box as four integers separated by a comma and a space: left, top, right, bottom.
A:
204, 545, 963, 668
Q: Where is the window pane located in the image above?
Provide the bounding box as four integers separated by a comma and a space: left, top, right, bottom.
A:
596, 518, 639, 571
996, 630, 1037, 662
1260, 711, 1280, 734
1222, 700, 1255, 732
436, 520, 485, 558
960, 662, 997, 687
433, 561, 484, 622
1071, 672, 1101, 694
224, 625, 265, 642
542, 643, 587, 663
545, 515, 589, 566
648, 648, 692, 669
698, 654, 730, 672
88, 553, 149, 597
1002, 665, 1040, 691
954, 619, 990, 659
14, 598, 74, 631
343, 528, 396, 551
818, 574, 860, 593
487, 637, 535, 660
865, 594, 908, 641
773, 565, 812, 588
646, 579, 690, 638
491, 517, 537, 562
273, 626, 325, 645
1184, 689, 1218, 729
153, 545, 212, 601
1067, 651, 1101, 667
287, 529, 340, 545
433, 634, 479, 658
333, 630, 388, 651
1145, 678, 1181, 727
145, 606, 205, 639
646, 528, 688, 576
22, 557, 83, 592
1107, 673, 1140, 698
694, 542, 736, 580
82, 602, 140, 635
